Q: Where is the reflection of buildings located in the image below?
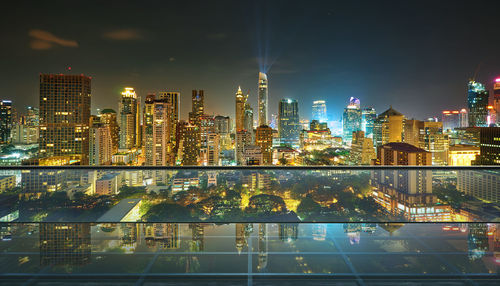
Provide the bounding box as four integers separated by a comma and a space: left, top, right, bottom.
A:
279, 223, 298, 242
144, 223, 180, 249
40, 223, 91, 266
343, 223, 361, 245
468, 223, 489, 260
120, 223, 139, 253
257, 223, 268, 272
235, 223, 253, 254
189, 223, 205, 251
457, 170, 500, 203
312, 224, 327, 241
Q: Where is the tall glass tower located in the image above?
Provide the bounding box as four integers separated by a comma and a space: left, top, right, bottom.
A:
278, 98, 300, 147
467, 80, 489, 127
312, 100, 328, 123
342, 97, 362, 145
362, 107, 376, 138
258, 72, 268, 126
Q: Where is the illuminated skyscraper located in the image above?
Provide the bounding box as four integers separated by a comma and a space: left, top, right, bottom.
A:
119, 87, 140, 149
89, 122, 112, 166
342, 97, 362, 144
189, 90, 204, 127
441, 110, 460, 131
312, 100, 328, 123
39, 74, 91, 165
459, 109, 468, 128
258, 72, 268, 126
0, 100, 12, 144
467, 80, 489, 127
144, 94, 174, 166
235, 130, 252, 165
361, 107, 376, 138
404, 119, 449, 165
494, 78, 500, 125
278, 98, 300, 147
214, 115, 232, 151
373, 106, 404, 147
178, 122, 200, 165
99, 109, 119, 154
244, 103, 254, 134
158, 91, 180, 144
235, 86, 246, 131
255, 125, 273, 164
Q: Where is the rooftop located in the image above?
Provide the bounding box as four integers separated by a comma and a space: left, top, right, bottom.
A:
97, 198, 141, 222
382, 142, 429, 153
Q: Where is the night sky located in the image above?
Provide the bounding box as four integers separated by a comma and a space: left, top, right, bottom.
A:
1, 0, 500, 123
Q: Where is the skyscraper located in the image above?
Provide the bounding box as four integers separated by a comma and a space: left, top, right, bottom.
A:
494, 78, 500, 125
278, 98, 300, 147
39, 74, 91, 165
467, 80, 489, 127
178, 122, 200, 166
258, 72, 268, 126
236, 130, 252, 165
342, 97, 362, 145
361, 107, 376, 138
158, 91, 180, 145
235, 86, 246, 131
189, 90, 204, 127
404, 119, 449, 165
99, 109, 119, 154
459, 108, 468, 128
89, 123, 112, 166
373, 106, 404, 147
144, 94, 174, 166
441, 110, 460, 131
473, 127, 500, 165
118, 87, 140, 149
244, 103, 254, 133
312, 100, 328, 123
255, 125, 273, 165
0, 100, 12, 144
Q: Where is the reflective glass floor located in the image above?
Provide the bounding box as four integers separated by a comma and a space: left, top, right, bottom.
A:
1, 223, 499, 285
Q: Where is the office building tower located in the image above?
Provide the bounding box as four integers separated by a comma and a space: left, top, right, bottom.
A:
178, 122, 200, 165
457, 170, 500, 203
40, 223, 91, 266
375, 142, 432, 165
244, 103, 254, 134
158, 91, 180, 144
206, 133, 220, 165
473, 127, 500, 165
235, 86, 247, 131
189, 90, 204, 127
312, 100, 328, 123
255, 125, 273, 165
11, 124, 38, 145
467, 80, 489, 127
39, 74, 91, 165
0, 100, 12, 144
459, 109, 468, 128
144, 94, 174, 166
236, 130, 252, 165
442, 110, 460, 131
89, 123, 112, 165
214, 115, 230, 134
342, 97, 362, 144
404, 119, 449, 165
373, 106, 404, 147
119, 87, 140, 149
494, 78, 500, 125
348, 131, 376, 165
278, 98, 300, 147
98, 109, 119, 154
361, 107, 376, 138
258, 72, 268, 126
243, 145, 263, 165
269, 113, 278, 129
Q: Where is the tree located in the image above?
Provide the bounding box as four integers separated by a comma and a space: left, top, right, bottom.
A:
296, 197, 321, 219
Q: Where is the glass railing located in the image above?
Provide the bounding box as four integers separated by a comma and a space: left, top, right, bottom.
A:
1, 167, 499, 284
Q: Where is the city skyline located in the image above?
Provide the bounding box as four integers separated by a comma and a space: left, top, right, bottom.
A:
2, 1, 500, 121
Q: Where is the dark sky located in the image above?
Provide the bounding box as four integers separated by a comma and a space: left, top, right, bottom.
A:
1, 0, 500, 123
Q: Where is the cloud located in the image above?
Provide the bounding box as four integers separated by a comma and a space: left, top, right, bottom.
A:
102, 29, 144, 40
169, 57, 176, 62
206, 33, 228, 40
29, 29, 78, 50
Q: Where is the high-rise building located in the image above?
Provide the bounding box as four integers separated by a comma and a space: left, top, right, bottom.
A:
40, 223, 91, 266
348, 131, 376, 165
119, 87, 140, 149
189, 90, 204, 127
39, 74, 91, 165
374, 142, 432, 166
244, 103, 254, 134
11, 124, 38, 145
442, 110, 460, 131
404, 119, 449, 165
494, 78, 500, 125
373, 106, 404, 147
459, 109, 468, 128
457, 170, 500, 203
158, 91, 180, 145
361, 107, 376, 138
178, 122, 200, 166
255, 125, 273, 165
235, 86, 247, 131
89, 123, 113, 165
143, 94, 174, 166
467, 80, 489, 127
0, 100, 12, 144
206, 133, 220, 165
258, 72, 268, 126
473, 127, 500, 165
278, 98, 300, 147
342, 97, 362, 145
99, 109, 119, 154
312, 100, 328, 123
236, 130, 252, 165
214, 115, 230, 134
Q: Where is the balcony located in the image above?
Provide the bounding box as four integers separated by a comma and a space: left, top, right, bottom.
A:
0, 166, 499, 284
